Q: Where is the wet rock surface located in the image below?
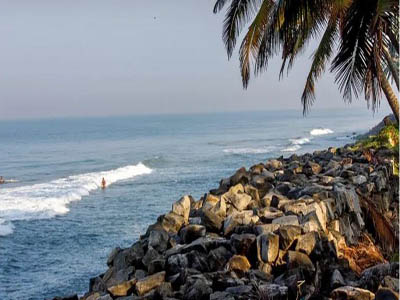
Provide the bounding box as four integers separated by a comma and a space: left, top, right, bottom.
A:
54, 146, 399, 300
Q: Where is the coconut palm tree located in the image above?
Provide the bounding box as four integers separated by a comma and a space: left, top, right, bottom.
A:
213, 0, 399, 122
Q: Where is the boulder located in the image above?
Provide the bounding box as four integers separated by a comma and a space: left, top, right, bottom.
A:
208, 246, 232, 271
161, 212, 186, 233
258, 283, 288, 300
272, 215, 299, 226
284, 251, 315, 274
142, 246, 162, 268
295, 232, 319, 256
183, 275, 213, 300
172, 196, 191, 224
255, 224, 280, 235
265, 159, 283, 170
257, 233, 279, 264
107, 279, 137, 297
166, 254, 188, 275
202, 209, 224, 232
136, 271, 166, 296
223, 210, 259, 236
331, 269, 346, 289
179, 225, 206, 244
351, 175, 367, 185
230, 233, 256, 256
331, 286, 374, 300
226, 255, 251, 274
277, 225, 302, 250
149, 229, 169, 252
375, 288, 399, 300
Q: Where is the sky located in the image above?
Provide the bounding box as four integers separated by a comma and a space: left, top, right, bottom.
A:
0, 0, 391, 119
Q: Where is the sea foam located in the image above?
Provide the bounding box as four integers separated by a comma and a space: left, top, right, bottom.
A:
310, 128, 334, 136
0, 163, 152, 236
223, 146, 276, 154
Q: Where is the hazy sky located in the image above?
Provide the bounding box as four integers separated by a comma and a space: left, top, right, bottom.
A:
0, 0, 391, 119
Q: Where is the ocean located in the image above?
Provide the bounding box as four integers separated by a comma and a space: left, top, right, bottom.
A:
0, 109, 388, 299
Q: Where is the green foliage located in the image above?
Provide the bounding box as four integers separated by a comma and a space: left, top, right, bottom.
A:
352, 124, 399, 176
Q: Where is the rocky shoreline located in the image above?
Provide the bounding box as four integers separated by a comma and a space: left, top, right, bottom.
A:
55, 145, 399, 300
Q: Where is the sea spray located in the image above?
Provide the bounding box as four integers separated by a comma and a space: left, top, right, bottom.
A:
0, 162, 152, 236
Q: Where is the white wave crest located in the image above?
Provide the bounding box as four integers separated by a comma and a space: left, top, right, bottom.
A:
290, 137, 310, 145
310, 128, 334, 136
281, 145, 301, 152
0, 219, 14, 236
0, 163, 152, 236
223, 146, 275, 154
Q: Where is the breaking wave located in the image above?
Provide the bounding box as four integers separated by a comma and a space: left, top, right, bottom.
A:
0, 163, 152, 236
310, 128, 334, 136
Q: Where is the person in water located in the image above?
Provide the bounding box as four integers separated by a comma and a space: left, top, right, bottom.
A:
101, 177, 106, 189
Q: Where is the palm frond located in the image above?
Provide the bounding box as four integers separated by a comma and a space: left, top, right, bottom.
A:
213, 0, 231, 13
222, 0, 262, 58
239, 0, 274, 87
331, 0, 374, 102
301, 19, 338, 114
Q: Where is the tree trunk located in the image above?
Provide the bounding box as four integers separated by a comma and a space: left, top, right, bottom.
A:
379, 68, 399, 123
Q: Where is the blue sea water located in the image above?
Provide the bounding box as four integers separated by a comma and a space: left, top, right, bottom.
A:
0, 109, 388, 299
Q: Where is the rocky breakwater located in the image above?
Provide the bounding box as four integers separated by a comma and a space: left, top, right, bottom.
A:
56, 146, 399, 300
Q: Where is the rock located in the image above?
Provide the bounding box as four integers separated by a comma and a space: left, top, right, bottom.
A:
142, 246, 162, 268
224, 191, 252, 211
52, 295, 79, 300
149, 229, 169, 252
256, 207, 284, 222
331, 286, 374, 300
255, 224, 280, 235
147, 258, 166, 275
107, 279, 137, 297
202, 209, 223, 232
258, 283, 288, 300
179, 225, 206, 244
265, 159, 283, 170
225, 285, 253, 296
210, 292, 235, 300
304, 161, 322, 175
230, 233, 256, 256
183, 274, 213, 300
257, 233, 279, 264
210, 198, 227, 218
272, 215, 299, 226
223, 210, 259, 236
352, 175, 367, 185
284, 251, 315, 274
161, 212, 186, 233
107, 247, 121, 267
134, 269, 147, 280
375, 288, 399, 300
166, 254, 188, 274
226, 255, 251, 274
230, 168, 251, 186
244, 184, 260, 202
172, 196, 191, 224
155, 282, 174, 298
186, 250, 210, 272
136, 271, 166, 296
295, 232, 319, 256
208, 246, 232, 271
98, 295, 112, 300
277, 225, 302, 250
331, 269, 346, 289
382, 276, 399, 293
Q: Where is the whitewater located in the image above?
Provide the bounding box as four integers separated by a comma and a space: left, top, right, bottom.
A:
0, 163, 152, 236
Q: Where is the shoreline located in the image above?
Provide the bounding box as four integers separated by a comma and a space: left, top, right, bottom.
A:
54, 142, 399, 300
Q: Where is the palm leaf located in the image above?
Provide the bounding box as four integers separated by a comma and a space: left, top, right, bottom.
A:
222, 0, 262, 58
301, 19, 338, 114
239, 0, 274, 87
